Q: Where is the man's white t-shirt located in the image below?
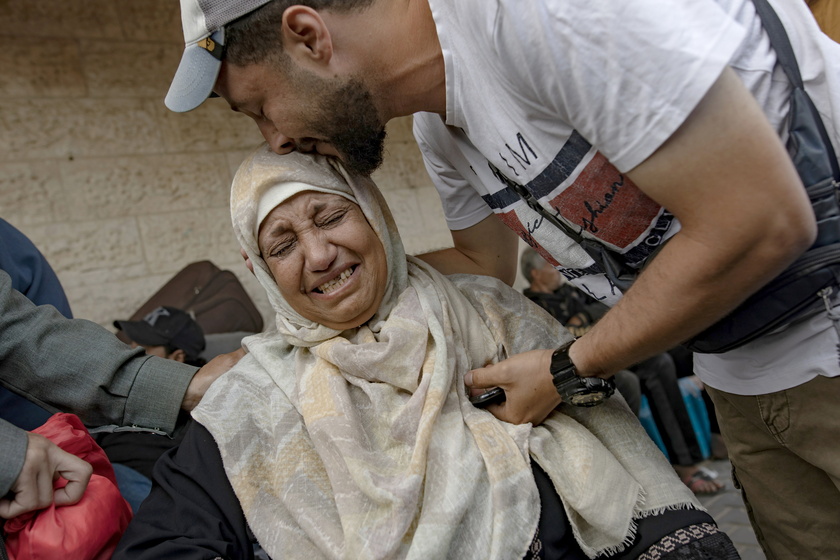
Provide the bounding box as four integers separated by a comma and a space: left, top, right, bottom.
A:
414, 0, 840, 394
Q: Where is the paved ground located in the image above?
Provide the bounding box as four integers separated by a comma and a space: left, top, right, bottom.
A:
695, 458, 766, 560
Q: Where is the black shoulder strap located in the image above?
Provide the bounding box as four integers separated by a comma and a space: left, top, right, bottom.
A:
750, 0, 803, 88
751, 0, 840, 179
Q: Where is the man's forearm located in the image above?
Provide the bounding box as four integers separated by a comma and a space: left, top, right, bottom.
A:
568, 228, 808, 378
569, 67, 816, 377
0, 270, 196, 433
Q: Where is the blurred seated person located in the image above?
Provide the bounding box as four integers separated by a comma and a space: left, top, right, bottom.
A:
520, 248, 641, 414
520, 246, 606, 337
116, 147, 738, 559
93, 306, 206, 512
520, 248, 723, 495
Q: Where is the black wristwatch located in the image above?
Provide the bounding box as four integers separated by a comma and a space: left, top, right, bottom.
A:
550, 341, 615, 407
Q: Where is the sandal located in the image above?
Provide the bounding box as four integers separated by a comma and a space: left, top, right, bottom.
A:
681, 466, 724, 495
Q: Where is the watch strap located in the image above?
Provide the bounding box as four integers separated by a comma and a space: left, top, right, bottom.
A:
549, 341, 616, 406
549, 340, 578, 395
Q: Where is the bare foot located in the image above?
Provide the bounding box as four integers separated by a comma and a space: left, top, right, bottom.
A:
674, 465, 724, 495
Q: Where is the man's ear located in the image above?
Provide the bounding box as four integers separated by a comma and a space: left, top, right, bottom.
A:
168, 348, 187, 363
281, 6, 333, 67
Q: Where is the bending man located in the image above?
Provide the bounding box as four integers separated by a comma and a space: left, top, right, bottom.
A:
164, 0, 840, 556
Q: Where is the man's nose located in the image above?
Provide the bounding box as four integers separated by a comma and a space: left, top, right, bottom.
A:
259, 122, 296, 155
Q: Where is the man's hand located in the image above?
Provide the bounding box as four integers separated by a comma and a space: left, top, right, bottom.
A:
181, 347, 246, 411
465, 349, 562, 425
0, 432, 92, 519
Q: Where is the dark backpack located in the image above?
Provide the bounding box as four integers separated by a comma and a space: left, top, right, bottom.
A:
682, 0, 840, 352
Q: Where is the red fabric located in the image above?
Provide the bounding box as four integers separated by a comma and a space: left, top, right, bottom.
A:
3, 413, 133, 560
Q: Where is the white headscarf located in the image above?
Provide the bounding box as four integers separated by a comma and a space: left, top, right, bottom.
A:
193, 145, 699, 560
230, 146, 406, 346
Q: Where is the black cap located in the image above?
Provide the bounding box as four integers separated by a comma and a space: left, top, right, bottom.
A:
114, 306, 206, 359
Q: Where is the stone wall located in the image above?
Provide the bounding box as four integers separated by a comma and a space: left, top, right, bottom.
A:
0, 0, 482, 331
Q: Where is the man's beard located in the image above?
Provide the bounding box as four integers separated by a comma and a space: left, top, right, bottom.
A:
309, 77, 386, 176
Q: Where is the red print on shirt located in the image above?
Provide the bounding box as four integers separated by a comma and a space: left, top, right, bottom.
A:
496, 209, 564, 268
549, 152, 661, 249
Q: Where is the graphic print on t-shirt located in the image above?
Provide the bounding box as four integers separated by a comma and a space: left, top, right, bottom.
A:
480, 130, 671, 270
556, 152, 661, 248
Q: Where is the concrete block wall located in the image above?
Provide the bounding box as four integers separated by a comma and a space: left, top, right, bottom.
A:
0, 0, 480, 331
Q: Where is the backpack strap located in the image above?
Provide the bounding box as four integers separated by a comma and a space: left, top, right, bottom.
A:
750, 0, 840, 179
750, 0, 803, 88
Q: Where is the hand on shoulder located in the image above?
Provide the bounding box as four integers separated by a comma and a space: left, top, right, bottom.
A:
181, 347, 247, 411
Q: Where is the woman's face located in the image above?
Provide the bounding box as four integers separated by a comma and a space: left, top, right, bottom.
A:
258, 191, 388, 330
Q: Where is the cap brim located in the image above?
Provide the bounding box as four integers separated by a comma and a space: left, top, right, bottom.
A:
114, 320, 171, 347
165, 31, 224, 113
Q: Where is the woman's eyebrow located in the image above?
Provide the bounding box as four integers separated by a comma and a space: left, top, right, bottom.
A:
262, 198, 343, 242
312, 199, 354, 215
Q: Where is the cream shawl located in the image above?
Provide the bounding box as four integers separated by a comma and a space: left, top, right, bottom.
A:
192, 146, 699, 559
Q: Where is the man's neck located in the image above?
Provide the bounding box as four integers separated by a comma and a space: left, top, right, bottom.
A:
325, 0, 446, 120
385, 0, 447, 118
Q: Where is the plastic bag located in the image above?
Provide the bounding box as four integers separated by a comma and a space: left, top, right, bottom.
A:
3, 413, 132, 560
